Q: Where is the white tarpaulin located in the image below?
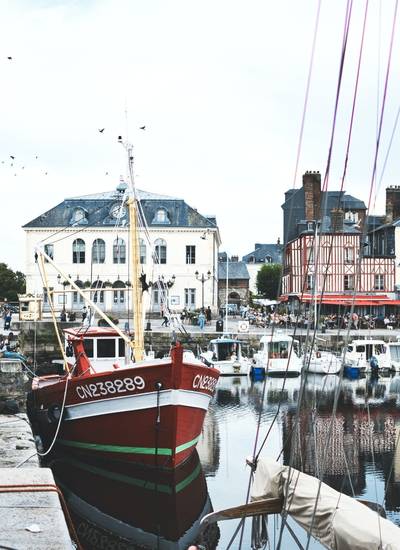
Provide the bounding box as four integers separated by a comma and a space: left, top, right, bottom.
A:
251, 458, 400, 550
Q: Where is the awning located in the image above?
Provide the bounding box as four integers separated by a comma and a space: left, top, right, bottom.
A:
280, 294, 400, 306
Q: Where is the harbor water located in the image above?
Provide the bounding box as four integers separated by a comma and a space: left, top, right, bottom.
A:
50, 373, 400, 549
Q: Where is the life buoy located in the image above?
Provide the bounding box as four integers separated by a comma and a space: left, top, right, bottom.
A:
238, 321, 249, 333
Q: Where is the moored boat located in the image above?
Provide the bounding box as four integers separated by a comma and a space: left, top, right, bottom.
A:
28, 144, 220, 470
343, 339, 391, 376
252, 333, 302, 376
304, 349, 342, 375
199, 336, 250, 376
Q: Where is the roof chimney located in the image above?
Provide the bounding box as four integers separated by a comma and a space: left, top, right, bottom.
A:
303, 171, 321, 222
331, 208, 344, 232
386, 186, 400, 223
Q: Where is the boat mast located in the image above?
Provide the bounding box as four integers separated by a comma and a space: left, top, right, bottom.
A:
124, 141, 144, 362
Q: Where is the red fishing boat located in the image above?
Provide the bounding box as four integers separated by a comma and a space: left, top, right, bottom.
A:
28, 142, 219, 469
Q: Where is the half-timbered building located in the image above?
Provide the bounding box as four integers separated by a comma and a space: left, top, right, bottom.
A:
281, 171, 397, 313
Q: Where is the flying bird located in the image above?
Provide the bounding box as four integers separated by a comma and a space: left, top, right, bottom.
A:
98, 128, 105, 133
7, 56, 12, 60
139, 125, 146, 130
105, 172, 109, 175
10, 155, 14, 159
44, 172, 48, 175
35, 155, 38, 159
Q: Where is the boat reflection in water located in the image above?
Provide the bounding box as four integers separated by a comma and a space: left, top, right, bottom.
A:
50, 450, 219, 550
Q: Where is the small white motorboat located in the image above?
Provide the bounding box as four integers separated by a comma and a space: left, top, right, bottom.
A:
343, 339, 391, 376
388, 339, 400, 372
304, 349, 342, 375
252, 332, 302, 376
199, 336, 250, 376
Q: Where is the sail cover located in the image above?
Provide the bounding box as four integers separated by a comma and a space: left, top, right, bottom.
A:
251, 458, 400, 550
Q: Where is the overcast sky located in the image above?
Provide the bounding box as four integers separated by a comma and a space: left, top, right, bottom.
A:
1, 0, 400, 272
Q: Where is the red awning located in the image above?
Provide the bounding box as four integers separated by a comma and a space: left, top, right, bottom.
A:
280, 294, 399, 306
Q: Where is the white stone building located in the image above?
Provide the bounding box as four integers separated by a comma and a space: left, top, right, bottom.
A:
23, 182, 221, 316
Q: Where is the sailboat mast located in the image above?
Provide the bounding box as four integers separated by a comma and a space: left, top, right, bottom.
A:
124, 143, 144, 362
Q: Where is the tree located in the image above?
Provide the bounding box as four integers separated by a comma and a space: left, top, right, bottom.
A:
0, 263, 26, 302
256, 264, 282, 299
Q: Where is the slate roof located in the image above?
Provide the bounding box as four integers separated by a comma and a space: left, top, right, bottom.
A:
218, 261, 250, 280
282, 187, 367, 243
23, 186, 217, 229
242, 243, 283, 264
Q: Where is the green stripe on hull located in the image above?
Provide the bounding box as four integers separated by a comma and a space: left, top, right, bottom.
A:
58, 435, 201, 456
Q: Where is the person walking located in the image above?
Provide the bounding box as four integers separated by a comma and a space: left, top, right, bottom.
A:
82, 306, 87, 323
206, 306, 212, 325
198, 310, 206, 330
161, 313, 169, 327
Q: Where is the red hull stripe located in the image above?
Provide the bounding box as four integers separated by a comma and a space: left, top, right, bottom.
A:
64, 390, 211, 421
57, 434, 201, 456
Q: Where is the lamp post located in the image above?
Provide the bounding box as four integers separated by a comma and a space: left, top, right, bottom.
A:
195, 270, 211, 310
57, 274, 70, 311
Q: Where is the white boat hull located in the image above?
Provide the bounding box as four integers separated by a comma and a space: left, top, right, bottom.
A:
305, 352, 342, 375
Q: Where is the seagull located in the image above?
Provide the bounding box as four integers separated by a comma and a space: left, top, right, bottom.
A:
10, 155, 14, 159
139, 125, 146, 130
35, 155, 38, 159
44, 172, 48, 175
98, 128, 105, 133
105, 172, 109, 175
7, 56, 12, 60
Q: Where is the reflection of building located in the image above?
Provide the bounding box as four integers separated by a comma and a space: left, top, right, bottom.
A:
23, 181, 221, 315
282, 400, 400, 506
197, 408, 220, 477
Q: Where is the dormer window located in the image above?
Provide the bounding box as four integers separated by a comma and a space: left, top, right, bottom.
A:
307, 222, 314, 232
71, 207, 88, 225
152, 208, 170, 224
265, 255, 272, 263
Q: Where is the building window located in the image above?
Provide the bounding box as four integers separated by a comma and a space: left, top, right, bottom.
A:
305, 274, 313, 291
44, 244, 54, 262
152, 288, 159, 305
374, 274, 384, 290
92, 239, 106, 264
113, 238, 126, 264
186, 245, 196, 264
113, 290, 124, 304
344, 247, 354, 264
73, 292, 84, 304
184, 288, 196, 309
152, 208, 170, 224
73, 239, 85, 264
307, 246, 314, 264
140, 239, 146, 264
265, 255, 272, 263
344, 274, 354, 291
345, 211, 358, 223
154, 239, 167, 264
93, 290, 104, 303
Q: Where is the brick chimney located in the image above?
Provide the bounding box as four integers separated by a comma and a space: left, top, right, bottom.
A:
386, 186, 400, 223
303, 171, 321, 222
331, 208, 344, 232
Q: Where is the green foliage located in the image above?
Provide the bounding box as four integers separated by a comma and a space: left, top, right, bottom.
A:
256, 264, 282, 299
0, 263, 26, 301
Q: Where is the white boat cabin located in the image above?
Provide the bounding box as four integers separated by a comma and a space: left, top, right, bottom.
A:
254, 333, 302, 375
207, 338, 244, 362
344, 339, 391, 371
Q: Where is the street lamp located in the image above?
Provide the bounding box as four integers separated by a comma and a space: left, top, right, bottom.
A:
145, 274, 176, 331
57, 274, 70, 311
195, 270, 211, 310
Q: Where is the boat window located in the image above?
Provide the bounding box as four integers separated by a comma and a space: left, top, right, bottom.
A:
83, 338, 94, 358
118, 338, 125, 358
355, 345, 365, 353
97, 339, 116, 358
374, 344, 386, 355
390, 345, 400, 361
347, 345, 353, 352
268, 341, 289, 359
217, 342, 238, 361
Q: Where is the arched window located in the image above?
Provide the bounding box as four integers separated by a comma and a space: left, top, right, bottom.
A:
92, 239, 105, 264
140, 238, 146, 264
152, 208, 170, 224
154, 238, 167, 264
91, 280, 104, 303
112, 280, 126, 304
265, 255, 272, 264
73, 239, 85, 264
113, 238, 126, 264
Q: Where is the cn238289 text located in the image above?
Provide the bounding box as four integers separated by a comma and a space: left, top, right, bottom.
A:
76, 377, 145, 400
